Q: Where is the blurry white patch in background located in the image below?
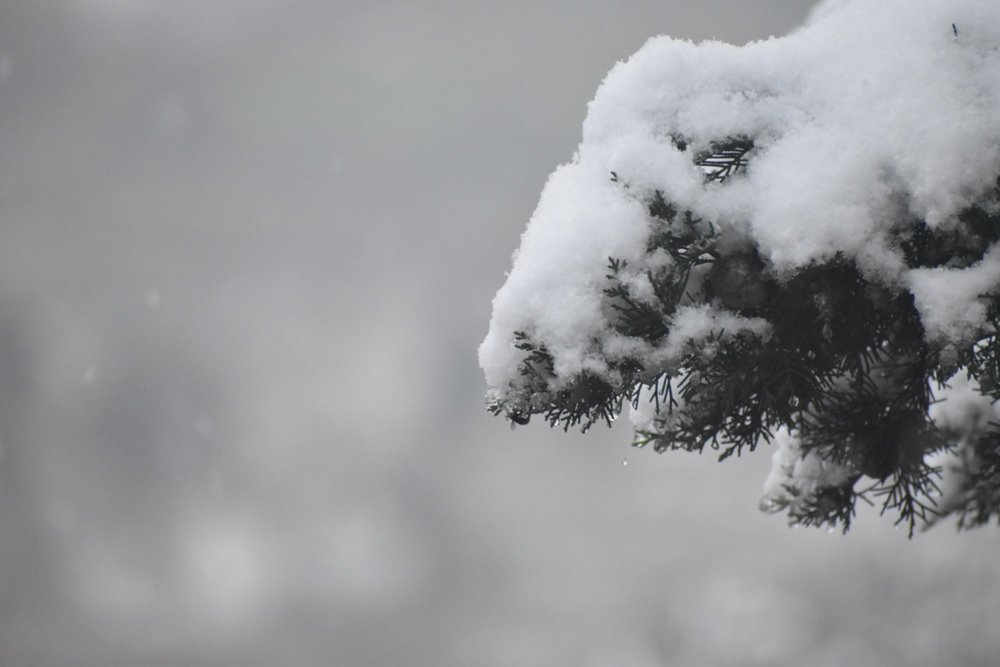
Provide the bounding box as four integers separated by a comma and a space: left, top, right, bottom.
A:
676, 574, 813, 664
178, 512, 274, 629
319, 501, 432, 611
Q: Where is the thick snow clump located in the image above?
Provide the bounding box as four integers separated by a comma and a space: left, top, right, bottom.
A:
481, 0, 1000, 394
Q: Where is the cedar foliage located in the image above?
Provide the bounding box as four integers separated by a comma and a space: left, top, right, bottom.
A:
489, 138, 1000, 536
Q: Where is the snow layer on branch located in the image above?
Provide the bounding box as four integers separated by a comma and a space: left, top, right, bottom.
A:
481, 161, 652, 387
760, 428, 855, 515
910, 245, 1000, 346
761, 375, 1000, 522
927, 374, 1000, 517
481, 0, 1000, 393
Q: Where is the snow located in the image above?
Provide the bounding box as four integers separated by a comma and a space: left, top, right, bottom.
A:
655, 304, 770, 368
481, 0, 1000, 399
926, 373, 1000, 516
759, 372, 1000, 517
759, 428, 855, 517
909, 244, 1000, 346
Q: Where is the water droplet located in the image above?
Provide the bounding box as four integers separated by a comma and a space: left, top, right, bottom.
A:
789, 396, 800, 408
621, 458, 629, 467
881, 339, 890, 350
826, 526, 836, 534
806, 350, 816, 360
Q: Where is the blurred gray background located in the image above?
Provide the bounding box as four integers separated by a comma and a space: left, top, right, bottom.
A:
1, 2, 999, 666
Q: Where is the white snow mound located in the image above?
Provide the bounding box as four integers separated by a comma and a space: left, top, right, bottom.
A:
481, 0, 1000, 394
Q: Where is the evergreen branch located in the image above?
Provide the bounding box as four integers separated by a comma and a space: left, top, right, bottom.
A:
871, 460, 942, 538
489, 170, 1000, 534
785, 481, 858, 534
695, 137, 754, 182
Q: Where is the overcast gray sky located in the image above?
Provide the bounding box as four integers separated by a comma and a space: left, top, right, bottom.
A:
1, 2, 999, 666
